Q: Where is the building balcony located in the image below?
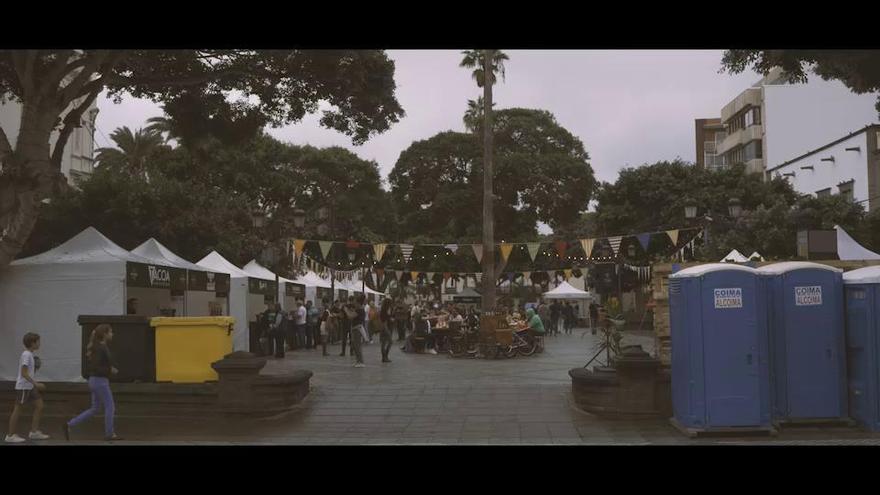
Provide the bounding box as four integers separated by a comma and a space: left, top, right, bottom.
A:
717, 125, 763, 155
744, 158, 764, 175
721, 88, 761, 123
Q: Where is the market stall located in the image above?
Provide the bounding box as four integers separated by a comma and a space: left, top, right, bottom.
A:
0, 227, 180, 382
132, 238, 231, 317
242, 260, 305, 311
542, 281, 593, 321
294, 270, 334, 307
196, 251, 274, 352
453, 287, 482, 310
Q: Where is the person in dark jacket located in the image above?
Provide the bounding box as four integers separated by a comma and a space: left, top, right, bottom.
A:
379, 298, 394, 363
549, 301, 561, 337
64, 324, 121, 441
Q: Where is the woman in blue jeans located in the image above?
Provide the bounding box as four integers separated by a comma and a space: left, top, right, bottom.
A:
64, 324, 121, 441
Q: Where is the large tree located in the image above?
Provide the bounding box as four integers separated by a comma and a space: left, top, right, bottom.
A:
389, 108, 597, 243
721, 50, 880, 115
94, 126, 167, 180
0, 49, 404, 267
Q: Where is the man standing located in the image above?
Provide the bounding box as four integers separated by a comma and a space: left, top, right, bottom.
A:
267, 303, 285, 358
294, 300, 308, 350
550, 301, 561, 337
538, 301, 550, 336
306, 300, 320, 349
394, 300, 408, 342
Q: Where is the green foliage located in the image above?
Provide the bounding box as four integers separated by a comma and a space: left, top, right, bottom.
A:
389, 108, 597, 244
721, 50, 880, 115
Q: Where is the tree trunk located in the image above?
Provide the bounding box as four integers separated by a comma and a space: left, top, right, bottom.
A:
480, 49, 496, 344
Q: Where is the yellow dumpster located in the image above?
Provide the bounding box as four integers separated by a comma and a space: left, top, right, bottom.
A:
150, 317, 235, 383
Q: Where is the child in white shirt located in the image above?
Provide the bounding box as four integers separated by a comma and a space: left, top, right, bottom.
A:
5, 332, 50, 443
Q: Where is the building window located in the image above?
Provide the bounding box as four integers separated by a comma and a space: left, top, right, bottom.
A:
816, 188, 831, 198
839, 181, 854, 202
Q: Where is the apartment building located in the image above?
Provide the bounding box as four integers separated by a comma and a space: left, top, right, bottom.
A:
694, 118, 726, 170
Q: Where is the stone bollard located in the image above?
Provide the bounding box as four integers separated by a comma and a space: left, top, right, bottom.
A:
211, 351, 267, 412
614, 345, 661, 418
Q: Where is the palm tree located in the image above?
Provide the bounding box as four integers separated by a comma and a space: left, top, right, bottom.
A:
144, 116, 178, 144
95, 126, 165, 180
460, 49, 508, 343
463, 96, 496, 133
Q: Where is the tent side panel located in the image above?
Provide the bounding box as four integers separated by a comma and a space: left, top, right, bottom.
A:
229, 276, 249, 352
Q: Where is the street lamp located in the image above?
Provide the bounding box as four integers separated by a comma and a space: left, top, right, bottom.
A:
727, 198, 742, 219
684, 199, 698, 220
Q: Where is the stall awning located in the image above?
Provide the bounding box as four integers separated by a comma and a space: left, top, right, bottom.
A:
132, 238, 207, 272
836, 225, 880, 261
542, 281, 593, 300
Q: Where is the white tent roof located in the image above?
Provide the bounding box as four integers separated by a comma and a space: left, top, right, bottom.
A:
12, 227, 157, 266
294, 271, 333, 289
721, 249, 750, 263
542, 281, 593, 300
844, 266, 880, 284
132, 238, 205, 272
836, 225, 880, 261
196, 251, 253, 279
242, 259, 299, 284
748, 252, 765, 261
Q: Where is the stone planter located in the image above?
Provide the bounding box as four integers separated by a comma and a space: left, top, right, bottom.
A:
569, 345, 665, 419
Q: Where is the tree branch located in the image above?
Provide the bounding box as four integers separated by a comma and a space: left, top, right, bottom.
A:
59, 50, 111, 107
37, 50, 80, 97
0, 126, 12, 166
50, 87, 100, 171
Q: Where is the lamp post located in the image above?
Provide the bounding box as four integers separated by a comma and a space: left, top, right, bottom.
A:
253, 208, 306, 307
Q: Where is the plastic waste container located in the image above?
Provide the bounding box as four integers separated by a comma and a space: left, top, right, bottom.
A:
669, 263, 772, 434
78, 315, 154, 383
843, 266, 880, 431
151, 316, 235, 383
757, 262, 847, 423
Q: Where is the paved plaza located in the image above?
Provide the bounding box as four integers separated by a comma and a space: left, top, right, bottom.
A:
5, 329, 880, 445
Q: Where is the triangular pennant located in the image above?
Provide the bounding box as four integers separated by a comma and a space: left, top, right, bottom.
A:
400, 244, 414, 263
527, 243, 541, 261
564, 269, 572, 280
373, 243, 387, 262
608, 236, 622, 256
410, 271, 419, 282
319, 241, 334, 260
394, 270, 404, 281
580, 238, 595, 259
500, 243, 514, 262
666, 230, 679, 246
637, 233, 651, 251
475, 272, 483, 282
375, 267, 385, 280
444, 244, 459, 254
427, 272, 435, 281
294, 239, 307, 260
554, 240, 568, 258
523, 271, 531, 282
472, 244, 483, 263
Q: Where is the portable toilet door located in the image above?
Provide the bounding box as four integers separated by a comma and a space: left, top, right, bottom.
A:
670, 263, 771, 431
757, 262, 847, 422
843, 266, 880, 431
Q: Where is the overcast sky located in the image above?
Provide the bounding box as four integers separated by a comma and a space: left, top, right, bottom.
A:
96, 50, 761, 186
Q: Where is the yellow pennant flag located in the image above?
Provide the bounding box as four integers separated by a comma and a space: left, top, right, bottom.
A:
500, 243, 514, 262
294, 239, 307, 259
580, 238, 595, 259
410, 271, 420, 282
564, 269, 572, 280
373, 243, 387, 262
666, 230, 679, 246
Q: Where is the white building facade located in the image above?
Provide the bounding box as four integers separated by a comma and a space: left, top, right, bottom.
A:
768, 125, 880, 212
0, 97, 99, 186
713, 68, 879, 178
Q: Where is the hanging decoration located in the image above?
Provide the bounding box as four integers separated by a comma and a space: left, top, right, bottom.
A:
580, 238, 595, 259
554, 240, 568, 258
373, 243, 387, 262
444, 244, 459, 254
345, 239, 360, 250
666, 229, 679, 246
319, 241, 334, 261
400, 244, 414, 263
523, 271, 531, 284
500, 243, 514, 262
563, 268, 572, 280
527, 243, 541, 261
608, 236, 622, 257
472, 244, 483, 263
293, 239, 307, 262
475, 272, 483, 282
410, 271, 419, 283
636, 233, 651, 251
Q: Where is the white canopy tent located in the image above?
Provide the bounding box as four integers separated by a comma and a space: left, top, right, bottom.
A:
293, 271, 334, 306
132, 238, 230, 317
542, 281, 593, 321
0, 227, 173, 382
721, 249, 750, 263
835, 225, 880, 261
196, 251, 273, 352
748, 251, 765, 262
242, 260, 306, 311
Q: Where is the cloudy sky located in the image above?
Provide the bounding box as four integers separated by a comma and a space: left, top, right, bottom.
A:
96, 50, 762, 186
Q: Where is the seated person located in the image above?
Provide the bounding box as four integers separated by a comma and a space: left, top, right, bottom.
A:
402, 312, 438, 354
517, 308, 546, 338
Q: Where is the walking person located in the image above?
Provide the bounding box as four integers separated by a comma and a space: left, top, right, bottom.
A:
349, 295, 367, 367
319, 298, 333, 357
550, 301, 561, 337
64, 324, 121, 442
364, 298, 374, 345
563, 301, 575, 335
537, 302, 550, 337
394, 300, 408, 342
589, 301, 599, 335
294, 300, 308, 350
265, 303, 285, 358
340, 296, 355, 357
379, 298, 394, 363
6, 332, 50, 443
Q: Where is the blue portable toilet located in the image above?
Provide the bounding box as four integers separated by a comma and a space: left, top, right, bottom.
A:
757, 262, 847, 424
843, 265, 880, 431
669, 263, 772, 435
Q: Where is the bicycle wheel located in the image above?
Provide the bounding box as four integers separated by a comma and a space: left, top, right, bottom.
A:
504, 345, 518, 358
518, 340, 537, 356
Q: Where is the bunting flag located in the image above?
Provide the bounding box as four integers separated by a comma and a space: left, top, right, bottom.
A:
564, 269, 572, 280
554, 240, 568, 258
345, 239, 360, 250
580, 238, 596, 259
373, 243, 387, 262
523, 271, 531, 284
475, 272, 483, 282
666, 229, 679, 246
374, 268, 385, 283
443, 272, 451, 281
608, 236, 622, 256
410, 271, 420, 283
637, 233, 651, 251
444, 244, 459, 254
400, 244, 414, 263
472, 244, 483, 263
394, 270, 404, 281
319, 241, 334, 260
500, 243, 514, 262
427, 272, 435, 281
526, 243, 541, 261
294, 239, 307, 261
